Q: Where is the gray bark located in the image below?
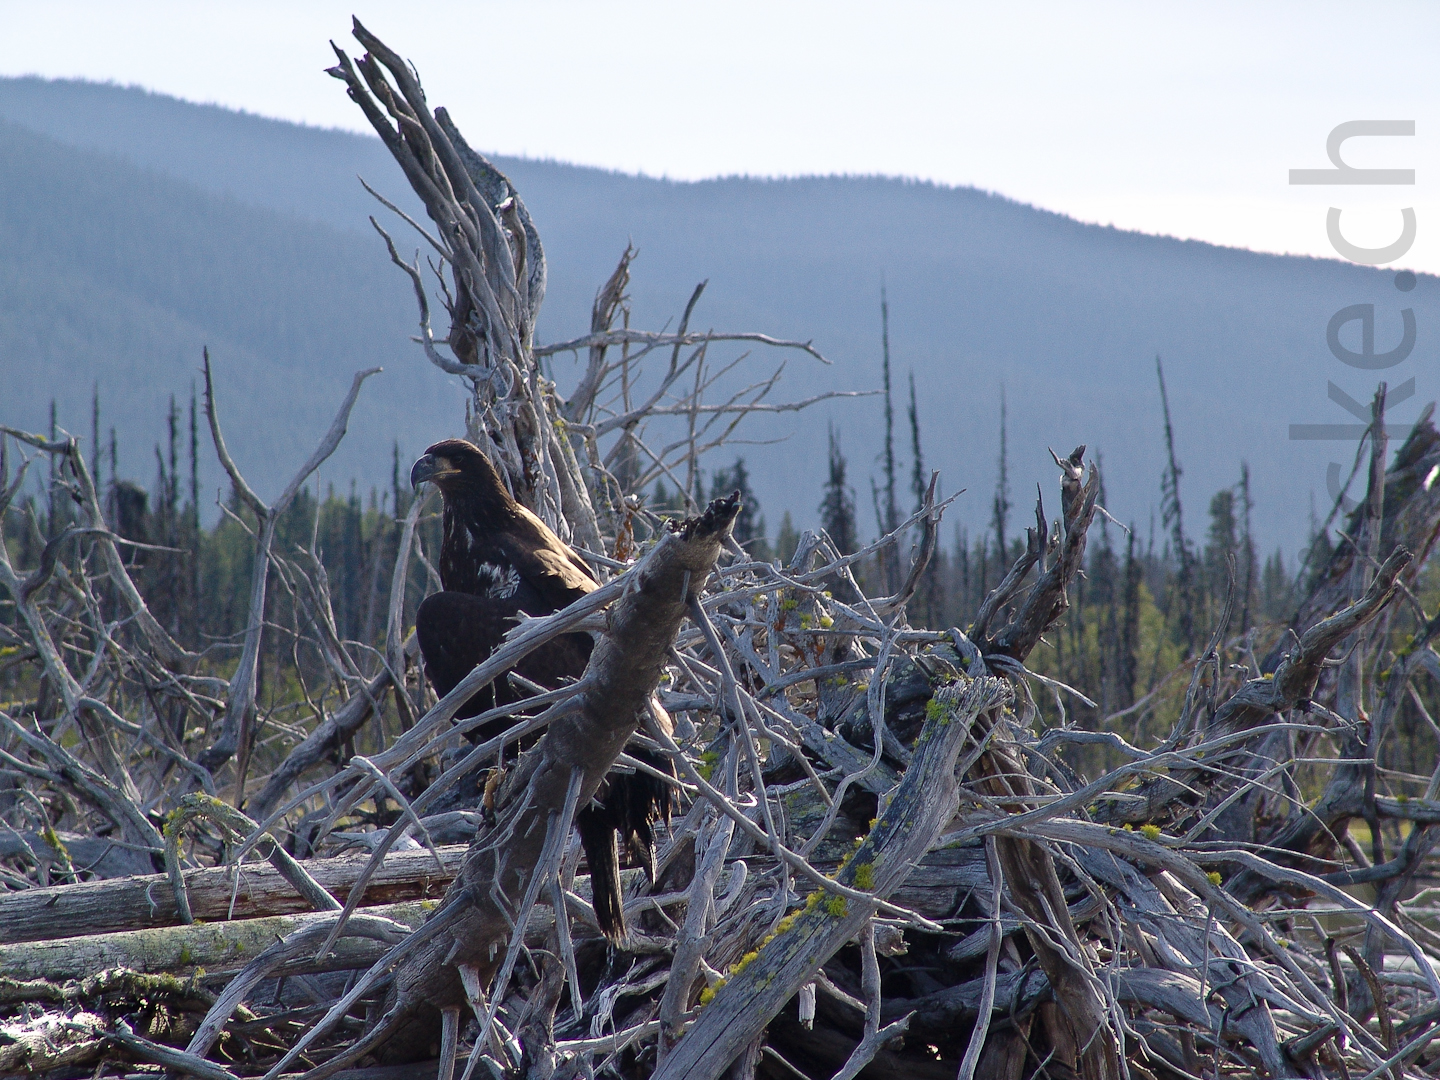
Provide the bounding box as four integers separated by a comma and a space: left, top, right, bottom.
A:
0, 899, 432, 982
0, 845, 465, 943
650, 676, 1011, 1080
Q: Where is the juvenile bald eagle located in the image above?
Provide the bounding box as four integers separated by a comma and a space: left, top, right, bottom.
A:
411, 438, 674, 940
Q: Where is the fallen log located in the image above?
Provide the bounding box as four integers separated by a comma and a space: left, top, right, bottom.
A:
879, 968, 1050, 1034
0, 846, 467, 944
0, 899, 435, 982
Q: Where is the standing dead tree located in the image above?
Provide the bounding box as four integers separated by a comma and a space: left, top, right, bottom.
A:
197, 354, 381, 780
5, 22, 1440, 1080
326, 20, 862, 555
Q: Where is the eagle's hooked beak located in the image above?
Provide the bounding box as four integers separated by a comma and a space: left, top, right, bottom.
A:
410, 453, 460, 489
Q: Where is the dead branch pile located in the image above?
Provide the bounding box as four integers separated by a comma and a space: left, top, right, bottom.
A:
3, 22, 1440, 1080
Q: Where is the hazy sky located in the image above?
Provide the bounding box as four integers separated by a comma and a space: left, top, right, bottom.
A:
2, 1, 1437, 272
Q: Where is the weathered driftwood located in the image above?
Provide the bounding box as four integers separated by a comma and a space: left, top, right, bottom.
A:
1075, 845, 1293, 1077
326, 18, 838, 555
197, 357, 381, 774
0, 899, 434, 982
1273, 401, 1440, 668
0, 827, 156, 878
185, 911, 443, 1066
1101, 544, 1412, 829
0, 845, 465, 943
1214, 404, 1440, 924
649, 676, 1012, 1080
6, 23, 1440, 1080
247, 662, 398, 820
9, 397, 1431, 1080
326, 18, 593, 548
977, 738, 1122, 1080
966, 454, 1122, 1080
0, 1009, 108, 1074
878, 968, 1050, 1034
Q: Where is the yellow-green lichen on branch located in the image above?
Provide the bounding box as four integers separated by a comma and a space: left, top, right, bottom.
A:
696, 879, 857, 1013
0, 900, 435, 982
696, 750, 720, 781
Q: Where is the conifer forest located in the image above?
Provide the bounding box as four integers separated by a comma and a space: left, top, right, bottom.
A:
2, 23, 1440, 1080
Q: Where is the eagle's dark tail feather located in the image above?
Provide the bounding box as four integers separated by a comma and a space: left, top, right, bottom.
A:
578, 752, 676, 941
618, 765, 675, 881
577, 806, 625, 941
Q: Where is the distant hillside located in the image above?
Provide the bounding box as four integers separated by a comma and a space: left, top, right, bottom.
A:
1, 75, 1431, 553
0, 113, 444, 502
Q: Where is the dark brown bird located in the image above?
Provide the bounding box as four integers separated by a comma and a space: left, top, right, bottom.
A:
411, 438, 673, 939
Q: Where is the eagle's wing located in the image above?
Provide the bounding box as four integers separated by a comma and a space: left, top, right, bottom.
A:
417, 587, 593, 723
506, 505, 599, 605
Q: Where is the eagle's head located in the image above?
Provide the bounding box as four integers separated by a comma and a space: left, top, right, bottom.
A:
410, 440, 508, 503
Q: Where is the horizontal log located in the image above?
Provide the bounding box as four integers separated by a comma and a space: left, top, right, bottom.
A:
893, 843, 989, 920
0, 899, 435, 982
880, 968, 1050, 1034
0, 846, 467, 943
873, 966, 1216, 1041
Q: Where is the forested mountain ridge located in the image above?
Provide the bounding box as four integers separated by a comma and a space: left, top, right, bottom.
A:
0, 75, 1432, 551
0, 112, 433, 501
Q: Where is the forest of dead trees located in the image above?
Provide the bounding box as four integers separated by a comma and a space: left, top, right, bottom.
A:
3, 21, 1440, 1080
14, 357, 1423, 790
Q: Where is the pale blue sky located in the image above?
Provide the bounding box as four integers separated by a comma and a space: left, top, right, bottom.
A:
2, 1, 1437, 271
